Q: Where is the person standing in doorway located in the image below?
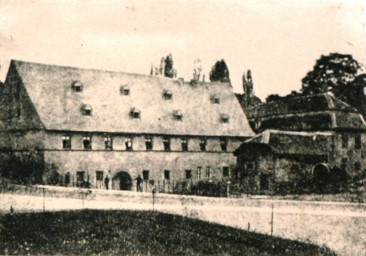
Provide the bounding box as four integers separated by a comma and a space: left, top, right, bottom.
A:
104, 175, 110, 190
136, 175, 143, 192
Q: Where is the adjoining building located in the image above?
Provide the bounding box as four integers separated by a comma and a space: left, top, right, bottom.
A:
235, 93, 366, 193
0, 60, 254, 192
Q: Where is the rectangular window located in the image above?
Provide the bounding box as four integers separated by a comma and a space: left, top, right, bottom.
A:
76, 171, 85, 182
83, 136, 92, 150
143, 170, 149, 180
145, 137, 153, 150
125, 137, 133, 151
62, 135, 71, 149
214, 97, 220, 104
206, 166, 211, 178
96, 171, 103, 181
341, 158, 347, 170
199, 138, 207, 151
220, 138, 227, 152
342, 134, 348, 148
197, 167, 202, 178
185, 170, 192, 179
355, 134, 361, 149
355, 162, 361, 171
104, 136, 113, 150
163, 137, 171, 151
181, 138, 188, 151
164, 170, 170, 180
65, 172, 70, 184
223, 166, 230, 177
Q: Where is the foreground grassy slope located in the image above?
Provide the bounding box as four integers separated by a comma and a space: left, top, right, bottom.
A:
0, 210, 336, 256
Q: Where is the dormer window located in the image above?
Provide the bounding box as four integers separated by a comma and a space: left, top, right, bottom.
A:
120, 85, 130, 95
163, 90, 173, 100
173, 110, 183, 121
81, 104, 93, 116
72, 81, 83, 92
211, 94, 220, 104
220, 113, 229, 123
130, 108, 141, 119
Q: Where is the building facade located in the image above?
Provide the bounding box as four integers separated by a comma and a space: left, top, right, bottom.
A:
236, 93, 366, 193
0, 60, 254, 192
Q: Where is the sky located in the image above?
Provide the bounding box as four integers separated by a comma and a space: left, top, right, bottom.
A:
0, 0, 365, 100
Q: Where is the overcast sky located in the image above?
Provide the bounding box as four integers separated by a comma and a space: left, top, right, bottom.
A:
0, 0, 365, 100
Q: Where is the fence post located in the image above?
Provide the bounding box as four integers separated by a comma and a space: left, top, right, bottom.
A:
42, 187, 45, 212
270, 203, 274, 236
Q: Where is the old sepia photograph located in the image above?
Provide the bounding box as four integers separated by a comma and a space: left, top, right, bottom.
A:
0, 0, 365, 255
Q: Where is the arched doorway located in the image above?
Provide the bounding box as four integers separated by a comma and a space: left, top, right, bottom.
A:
113, 171, 132, 190
313, 163, 330, 193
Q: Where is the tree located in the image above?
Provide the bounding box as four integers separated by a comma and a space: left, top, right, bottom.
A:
164, 53, 175, 78
266, 94, 282, 102
192, 58, 202, 81
301, 53, 361, 97
209, 59, 230, 83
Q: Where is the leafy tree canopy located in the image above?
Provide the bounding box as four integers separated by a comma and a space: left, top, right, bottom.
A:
301, 53, 361, 95
209, 59, 230, 83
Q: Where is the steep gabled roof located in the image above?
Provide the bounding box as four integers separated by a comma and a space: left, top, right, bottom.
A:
8, 60, 254, 137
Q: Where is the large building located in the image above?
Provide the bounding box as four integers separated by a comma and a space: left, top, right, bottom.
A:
0, 60, 254, 192
235, 93, 366, 193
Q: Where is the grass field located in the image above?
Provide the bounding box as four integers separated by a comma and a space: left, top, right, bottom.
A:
0, 210, 336, 255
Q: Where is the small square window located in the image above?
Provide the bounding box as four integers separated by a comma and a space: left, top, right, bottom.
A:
214, 97, 220, 104
145, 137, 153, 150
199, 138, 207, 151
83, 136, 92, 150
125, 137, 133, 151
62, 135, 71, 149
96, 171, 104, 181
223, 166, 230, 177
81, 105, 93, 116
221, 114, 229, 123
206, 166, 211, 178
164, 170, 170, 180
163, 90, 173, 100
185, 170, 192, 179
143, 170, 149, 180
181, 138, 188, 151
72, 81, 83, 92
130, 108, 141, 119
163, 137, 171, 151
104, 136, 113, 150
120, 85, 130, 95
173, 110, 183, 121
197, 167, 202, 178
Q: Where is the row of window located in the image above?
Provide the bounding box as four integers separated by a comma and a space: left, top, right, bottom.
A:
342, 133, 362, 149
62, 135, 229, 152
72, 81, 222, 105
80, 105, 229, 123
70, 166, 230, 184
